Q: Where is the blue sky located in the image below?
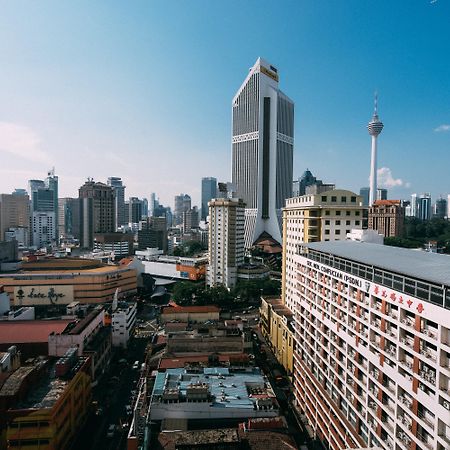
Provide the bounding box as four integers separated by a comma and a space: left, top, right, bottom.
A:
0, 1, 449, 207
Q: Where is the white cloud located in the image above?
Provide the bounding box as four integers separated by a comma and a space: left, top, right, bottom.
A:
0, 122, 51, 163
377, 167, 409, 189
434, 124, 450, 132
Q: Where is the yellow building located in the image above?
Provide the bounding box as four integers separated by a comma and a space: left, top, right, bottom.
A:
0, 258, 137, 307
6, 357, 91, 450
259, 296, 294, 375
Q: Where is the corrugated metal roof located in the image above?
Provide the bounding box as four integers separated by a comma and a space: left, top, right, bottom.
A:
304, 241, 450, 286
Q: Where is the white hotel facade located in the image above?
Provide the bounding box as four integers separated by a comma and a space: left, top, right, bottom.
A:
292, 241, 450, 450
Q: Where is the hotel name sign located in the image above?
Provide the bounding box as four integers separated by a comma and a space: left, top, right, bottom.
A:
306, 260, 368, 291
14, 285, 74, 305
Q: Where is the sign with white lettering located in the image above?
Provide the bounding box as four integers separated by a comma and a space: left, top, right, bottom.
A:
14, 285, 74, 305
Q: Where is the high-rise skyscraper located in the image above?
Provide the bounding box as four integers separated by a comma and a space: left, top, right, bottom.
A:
45, 168, 59, 241
376, 188, 388, 201
174, 194, 191, 226
367, 94, 384, 206
129, 197, 143, 224
231, 58, 294, 247
201, 177, 217, 221
79, 180, 115, 249
207, 197, 245, 289
434, 196, 447, 219
418, 193, 432, 221
107, 177, 126, 230
0, 193, 30, 243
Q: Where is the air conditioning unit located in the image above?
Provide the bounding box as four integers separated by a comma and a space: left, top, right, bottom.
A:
423, 329, 429, 336
443, 400, 450, 410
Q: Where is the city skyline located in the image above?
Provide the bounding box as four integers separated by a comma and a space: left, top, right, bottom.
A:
1, 2, 449, 206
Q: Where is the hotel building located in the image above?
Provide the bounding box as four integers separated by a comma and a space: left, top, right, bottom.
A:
292, 240, 450, 450
282, 189, 365, 313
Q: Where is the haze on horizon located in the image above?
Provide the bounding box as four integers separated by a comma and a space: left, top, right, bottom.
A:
0, 1, 449, 208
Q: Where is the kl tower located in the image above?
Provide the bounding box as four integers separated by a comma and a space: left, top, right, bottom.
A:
367, 93, 384, 206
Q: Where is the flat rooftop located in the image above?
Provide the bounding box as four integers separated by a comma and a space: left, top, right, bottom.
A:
162, 306, 220, 314
152, 368, 275, 410
0, 320, 73, 344
304, 241, 450, 287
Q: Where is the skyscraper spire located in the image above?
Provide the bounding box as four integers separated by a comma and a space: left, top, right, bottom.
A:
367, 93, 384, 206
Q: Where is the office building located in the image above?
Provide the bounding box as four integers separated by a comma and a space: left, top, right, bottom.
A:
0, 193, 30, 242
368, 200, 405, 238
292, 240, 450, 450
207, 197, 245, 289
367, 95, 384, 206
149, 193, 157, 217
111, 301, 137, 348
79, 180, 115, 249
360, 187, 370, 207
201, 177, 217, 221
28, 179, 45, 210
174, 194, 191, 225
31, 211, 56, 248
142, 198, 148, 218
282, 189, 364, 312
377, 188, 388, 201
4, 227, 29, 248
418, 193, 432, 221
138, 216, 168, 252
107, 177, 126, 229
293, 169, 330, 197
58, 197, 80, 240
408, 193, 419, 218
93, 232, 134, 258
434, 197, 447, 219
182, 206, 199, 233
231, 58, 294, 247
129, 197, 143, 224
45, 168, 59, 240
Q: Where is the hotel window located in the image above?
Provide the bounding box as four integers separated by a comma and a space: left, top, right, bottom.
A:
341, 196, 347, 202
351, 196, 357, 202
355, 211, 360, 216
336, 210, 341, 216
335, 230, 340, 235
331, 196, 337, 202
346, 220, 351, 225
321, 196, 327, 202
325, 210, 330, 216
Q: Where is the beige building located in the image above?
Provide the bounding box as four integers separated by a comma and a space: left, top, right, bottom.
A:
0, 193, 30, 243
0, 258, 137, 306
368, 200, 405, 237
207, 198, 245, 289
282, 189, 365, 313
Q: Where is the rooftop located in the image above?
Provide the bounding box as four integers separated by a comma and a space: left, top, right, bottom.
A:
304, 241, 450, 287
0, 320, 73, 344
162, 305, 220, 314
152, 367, 276, 410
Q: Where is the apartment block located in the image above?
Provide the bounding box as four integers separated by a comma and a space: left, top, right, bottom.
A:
292, 241, 450, 450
